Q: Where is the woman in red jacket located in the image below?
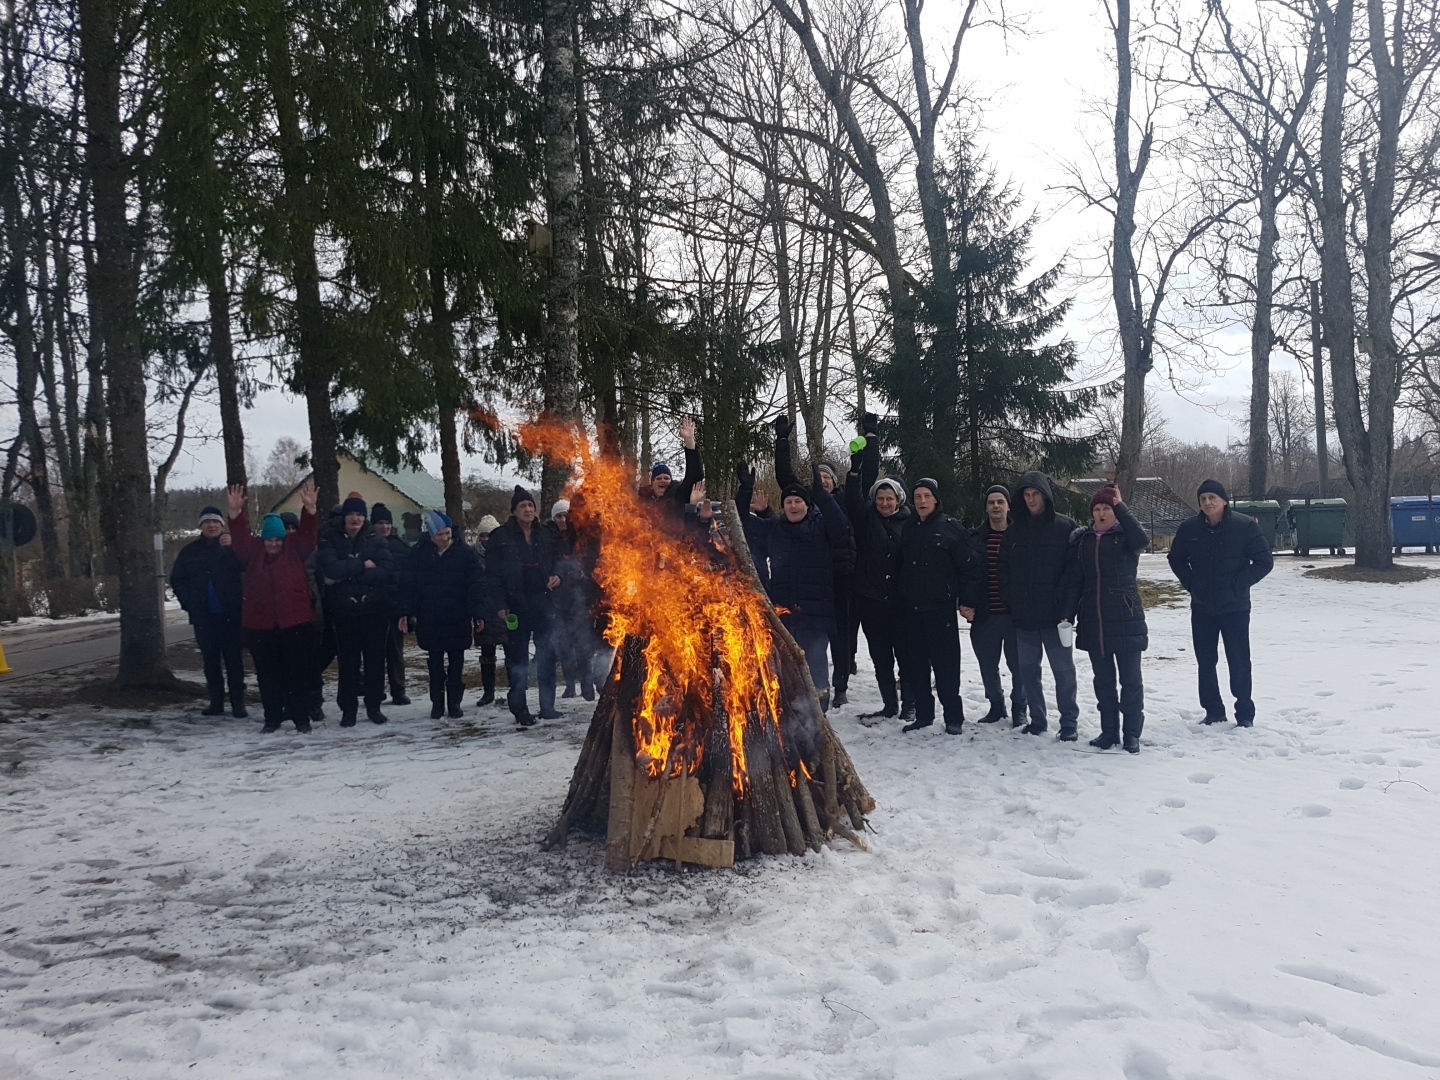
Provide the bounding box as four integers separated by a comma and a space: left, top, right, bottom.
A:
227, 482, 320, 732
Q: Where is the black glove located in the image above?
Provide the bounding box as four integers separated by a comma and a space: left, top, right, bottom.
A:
736, 460, 755, 486
811, 462, 823, 490
860, 412, 878, 437
850, 449, 865, 474
773, 414, 791, 441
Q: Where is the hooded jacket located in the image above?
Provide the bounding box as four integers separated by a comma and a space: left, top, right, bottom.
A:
738, 470, 850, 631
1072, 501, 1149, 654
317, 521, 394, 613
899, 500, 983, 613
1002, 471, 1081, 630
229, 510, 320, 631
1167, 506, 1274, 614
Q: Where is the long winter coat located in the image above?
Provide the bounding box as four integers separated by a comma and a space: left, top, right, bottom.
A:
170, 535, 244, 622
228, 510, 320, 631
488, 517, 559, 620
377, 531, 413, 615
317, 523, 394, 615
404, 538, 486, 652
738, 475, 850, 634
899, 508, 983, 613
1167, 509, 1274, 615
1003, 471, 1081, 631
1072, 502, 1149, 655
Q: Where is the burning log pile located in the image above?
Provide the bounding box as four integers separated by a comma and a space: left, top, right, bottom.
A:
524, 421, 873, 870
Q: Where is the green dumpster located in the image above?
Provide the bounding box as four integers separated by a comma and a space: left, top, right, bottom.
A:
1287, 498, 1348, 555
1232, 499, 1282, 548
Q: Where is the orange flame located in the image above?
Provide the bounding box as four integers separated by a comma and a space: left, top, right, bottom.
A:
517, 418, 786, 793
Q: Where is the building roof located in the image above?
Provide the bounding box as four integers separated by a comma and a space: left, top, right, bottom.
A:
272, 452, 463, 513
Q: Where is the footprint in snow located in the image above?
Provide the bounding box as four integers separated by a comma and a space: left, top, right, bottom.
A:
1182, 826, 1217, 844
1123, 1045, 1174, 1080
1315, 690, 1335, 697
1138, 869, 1171, 889
1293, 804, 1331, 817
1276, 963, 1387, 996
1154, 797, 1185, 810
1062, 884, 1122, 909
1339, 777, 1365, 789
1187, 772, 1214, 784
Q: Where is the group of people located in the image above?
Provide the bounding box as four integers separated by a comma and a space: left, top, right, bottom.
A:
170, 479, 606, 733
726, 415, 1274, 753
171, 412, 1274, 750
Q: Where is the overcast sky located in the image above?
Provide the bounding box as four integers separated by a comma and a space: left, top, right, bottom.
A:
164, 0, 1300, 491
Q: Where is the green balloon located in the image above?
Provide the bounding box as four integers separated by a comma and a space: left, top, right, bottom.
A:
848, 436, 867, 453
505, 613, 520, 631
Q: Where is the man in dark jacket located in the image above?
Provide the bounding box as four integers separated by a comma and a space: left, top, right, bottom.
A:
738, 461, 850, 708
1005, 471, 1082, 739
490, 485, 562, 726
471, 515, 507, 706
317, 496, 395, 726
170, 506, 248, 717
1167, 479, 1274, 727
969, 485, 1025, 726
845, 417, 915, 720
371, 503, 413, 705
899, 478, 983, 734
773, 416, 857, 705
639, 416, 704, 529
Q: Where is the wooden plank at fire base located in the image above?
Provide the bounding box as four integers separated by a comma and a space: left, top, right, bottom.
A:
628, 770, 706, 862
656, 835, 735, 868
700, 664, 734, 840
604, 636, 647, 871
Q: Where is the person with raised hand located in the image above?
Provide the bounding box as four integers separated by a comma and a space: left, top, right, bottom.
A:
226, 482, 320, 733
640, 415, 705, 525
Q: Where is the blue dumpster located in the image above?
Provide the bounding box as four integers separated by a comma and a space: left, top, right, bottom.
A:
1391, 495, 1440, 551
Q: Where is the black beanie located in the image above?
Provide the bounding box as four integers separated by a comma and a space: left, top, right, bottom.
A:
780, 482, 812, 507
341, 496, 367, 518
279, 512, 299, 529
984, 484, 1010, 502
370, 502, 393, 524
1197, 479, 1229, 503
912, 477, 941, 500
511, 485, 536, 511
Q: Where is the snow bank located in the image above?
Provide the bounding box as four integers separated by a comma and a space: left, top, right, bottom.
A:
1, 555, 1437, 1078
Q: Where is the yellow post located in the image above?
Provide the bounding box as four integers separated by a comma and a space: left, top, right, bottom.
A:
0, 633, 10, 675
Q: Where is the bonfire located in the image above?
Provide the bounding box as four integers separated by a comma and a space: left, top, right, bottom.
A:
523, 420, 874, 870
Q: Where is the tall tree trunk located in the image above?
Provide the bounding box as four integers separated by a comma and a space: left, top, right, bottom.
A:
1310, 279, 1328, 497
541, 0, 581, 508
1110, 0, 1150, 497
78, 0, 174, 686
206, 228, 247, 486
1247, 186, 1278, 498
264, 18, 340, 509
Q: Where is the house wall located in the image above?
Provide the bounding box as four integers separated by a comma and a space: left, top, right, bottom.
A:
272, 459, 423, 520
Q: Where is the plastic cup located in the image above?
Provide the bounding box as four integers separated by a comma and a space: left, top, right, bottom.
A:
848, 436, 867, 453
505, 613, 520, 631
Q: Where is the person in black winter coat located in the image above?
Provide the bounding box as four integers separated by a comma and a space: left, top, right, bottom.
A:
171, 506, 248, 717
403, 511, 486, 719
845, 417, 916, 720
773, 416, 858, 706
969, 486, 1026, 726
639, 416, 705, 530
1073, 485, 1149, 752
1005, 471, 1082, 739
489, 486, 562, 726
1166, 479, 1274, 727
317, 495, 395, 725
737, 460, 850, 708
470, 515, 507, 706
898, 478, 983, 734
370, 503, 413, 705
549, 498, 603, 702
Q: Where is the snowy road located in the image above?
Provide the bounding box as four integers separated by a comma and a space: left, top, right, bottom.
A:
1, 555, 1438, 1079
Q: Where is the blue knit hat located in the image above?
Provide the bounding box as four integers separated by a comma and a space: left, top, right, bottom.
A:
650, 461, 671, 479
423, 509, 452, 535
260, 513, 287, 540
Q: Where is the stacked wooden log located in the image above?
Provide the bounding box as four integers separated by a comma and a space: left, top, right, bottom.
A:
542, 502, 875, 869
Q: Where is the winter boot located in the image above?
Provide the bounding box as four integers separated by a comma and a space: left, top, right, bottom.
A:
1202, 712, 1227, 725
944, 715, 965, 735
1122, 735, 1140, 754
900, 704, 916, 722
1235, 717, 1254, 728
231, 703, 249, 719
1090, 707, 1119, 749
340, 712, 357, 728
831, 689, 848, 708
262, 720, 282, 734
367, 707, 389, 725
293, 719, 313, 734
430, 700, 445, 720
978, 702, 1006, 724
391, 691, 411, 706
515, 710, 537, 728
310, 704, 326, 724
202, 700, 225, 717
447, 688, 463, 719
1011, 715, 1027, 729
1020, 722, 1047, 736
562, 683, 576, 699
1089, 732, 1120, 750
902, 717, 933, 733
539, 708, 562, 721
582, 680, 596, 702
1056, 726, 1079, 742
818, 690, 831, 712
477, 662, 496, 707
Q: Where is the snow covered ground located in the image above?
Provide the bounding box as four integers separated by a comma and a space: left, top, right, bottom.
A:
2, 554, 1438, 1079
